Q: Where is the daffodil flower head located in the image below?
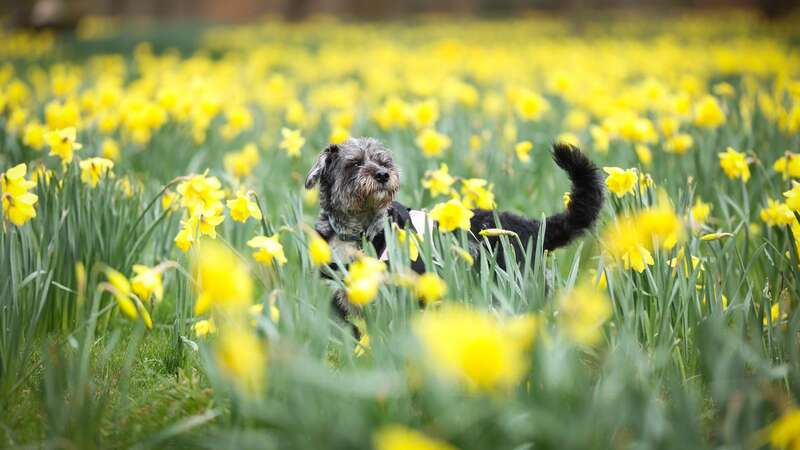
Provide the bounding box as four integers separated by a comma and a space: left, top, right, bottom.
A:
79, 157, 115, 188
46, 126, 82, 164
1, 163, 38, 226
247, 234, 287, 268
718, 147, 750, 182
422, 163, 455, 198
429, 198, 474, 233
603, 167, 638, 198
226, 190, 262, 223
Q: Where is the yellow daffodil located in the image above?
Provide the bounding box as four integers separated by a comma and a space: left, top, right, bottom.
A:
104, 267, 152, 329
194, 318, 216, 337
131, 264, 164, 303
460, 178, 495, 210
22, 122, 46, 150
411, 98, 439, 129
762, 408, 800, 450
635, 144, 653, 167
603, 167, 638, 198
422, 163, 455, 198
760, 199, 794, 227
515, 140, 533, 163
515, 89, 549, 121
416, 128, 452, 158
1, 163, 38, 226
247, 234, 287, 267
429, 198, 473, 232
344, 256, 387, 306
224, 143, 260, 180
79, 157, 115, 188
309, 235, 332, 266
783, 181, 800, 212
693, 95, 726, 128
718, 147, 750, 182
46, 126, 82, 164
101, 138, 120, 160
690, 198, 712, 225
227, 191, 262, 223
414, 273, 447, 304
774, 152, 800, 179
279, 127, 305, 157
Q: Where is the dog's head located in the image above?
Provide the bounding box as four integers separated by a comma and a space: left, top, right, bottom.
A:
305, 137, 400, 219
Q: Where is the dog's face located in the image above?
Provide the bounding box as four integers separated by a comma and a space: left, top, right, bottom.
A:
305, 137, 400, 217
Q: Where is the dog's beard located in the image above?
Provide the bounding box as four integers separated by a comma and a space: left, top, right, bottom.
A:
350, 178, 397, 212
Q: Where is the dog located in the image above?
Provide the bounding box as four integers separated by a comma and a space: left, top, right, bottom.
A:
305, 137, 604, 332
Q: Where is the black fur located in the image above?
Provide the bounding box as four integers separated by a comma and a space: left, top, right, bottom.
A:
467, 143, 604, 268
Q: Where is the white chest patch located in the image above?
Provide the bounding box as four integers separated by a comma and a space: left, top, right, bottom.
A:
379, 209, 436, 261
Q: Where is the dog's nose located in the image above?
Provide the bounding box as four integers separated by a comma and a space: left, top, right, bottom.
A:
374, 170, 390, 184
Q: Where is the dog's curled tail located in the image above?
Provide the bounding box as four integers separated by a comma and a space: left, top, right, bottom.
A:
542, 143, 605, 250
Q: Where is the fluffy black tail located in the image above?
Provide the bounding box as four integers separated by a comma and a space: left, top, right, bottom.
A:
541, 143, 604, 250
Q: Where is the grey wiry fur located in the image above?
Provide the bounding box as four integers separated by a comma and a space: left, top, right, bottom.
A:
306, 137, 400, 241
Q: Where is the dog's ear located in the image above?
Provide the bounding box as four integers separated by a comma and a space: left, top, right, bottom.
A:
305, 144, 339, 189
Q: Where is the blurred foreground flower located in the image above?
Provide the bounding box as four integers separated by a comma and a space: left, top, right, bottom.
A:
215, 328, 266, 394
103, 267, 152, 330
131, 264, 165, 303
414, 273, 447, 305
783, 182, 800, 212
558, 282, 612, 346
345, 256, 387, 306
413, 306, 536, 391
762, 408, 800, 450
374, 425, 458, 450
309, 234, 332, 266
193, 240, 253, 315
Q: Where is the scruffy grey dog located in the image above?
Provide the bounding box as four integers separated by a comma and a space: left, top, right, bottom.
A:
305, 137, 604, 332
